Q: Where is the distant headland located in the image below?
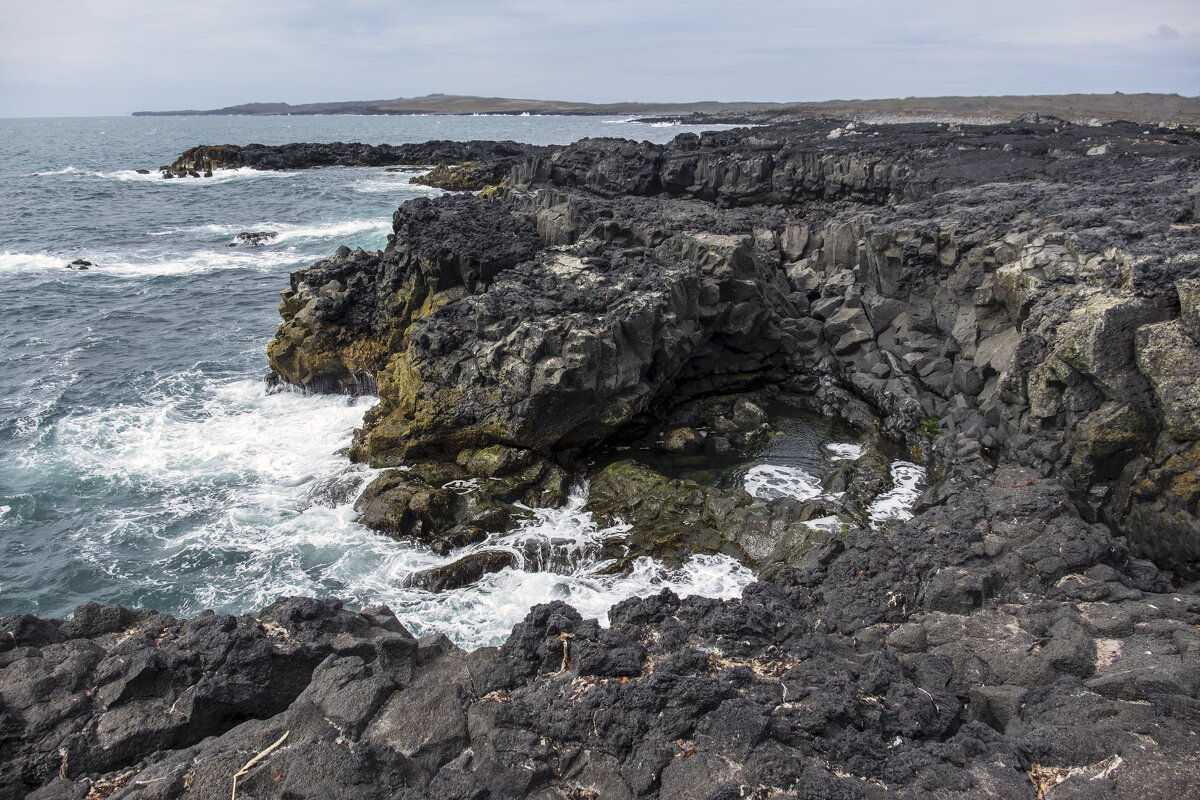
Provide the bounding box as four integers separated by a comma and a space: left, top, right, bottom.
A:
132, 91, 1200, 125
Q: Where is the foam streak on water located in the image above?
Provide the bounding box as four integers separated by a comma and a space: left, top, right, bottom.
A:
361, 488, 753, 648
744, 464, 824, 501
742, 443, 926, 526
867, 462, 927, 524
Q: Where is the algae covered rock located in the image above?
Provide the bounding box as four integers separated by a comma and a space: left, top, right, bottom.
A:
353, 447, 568, 554
584, 459, 842, 574
266, 245, 394, 393
409, 161, 507, 192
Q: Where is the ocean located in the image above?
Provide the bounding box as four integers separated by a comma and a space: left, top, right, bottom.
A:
0, 114, 919, 648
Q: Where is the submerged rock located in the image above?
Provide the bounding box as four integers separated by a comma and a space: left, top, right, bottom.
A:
228, 230, 278, 246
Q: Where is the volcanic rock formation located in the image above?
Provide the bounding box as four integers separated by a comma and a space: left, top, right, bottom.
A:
4, 117, 1200, 799
266, 119, 1200, 578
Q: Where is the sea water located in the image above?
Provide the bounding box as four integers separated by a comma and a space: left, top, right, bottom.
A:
0, 114, 920, 648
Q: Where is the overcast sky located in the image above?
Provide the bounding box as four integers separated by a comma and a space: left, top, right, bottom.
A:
1, 0, 1197, 117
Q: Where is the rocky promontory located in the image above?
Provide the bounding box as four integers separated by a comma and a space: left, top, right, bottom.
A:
4, 117, 1200, 798
158, 140, 551, 189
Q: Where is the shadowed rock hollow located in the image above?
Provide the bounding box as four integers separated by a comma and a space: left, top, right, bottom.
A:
4, 117, 1200, 799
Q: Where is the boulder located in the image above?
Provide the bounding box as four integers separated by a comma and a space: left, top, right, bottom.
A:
405, 550, 518, 592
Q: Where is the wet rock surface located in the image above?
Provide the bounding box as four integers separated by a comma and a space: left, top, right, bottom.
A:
9, 117, 1198, 797
5, 470, 1200, 798
228, 231, 278, 247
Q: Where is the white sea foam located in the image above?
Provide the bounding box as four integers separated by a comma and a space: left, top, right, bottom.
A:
743, 447, 927, 529
868, 461, 927, 525
387, 552, 752, 649
55, 378, 371, 488
0, 251, 74, 275
352, 176, 445, 196
1, 247, 296, 278
744, 464, 824, 501
40, 376, 753, 649
301, 487, 753, 647
825, 442, 864, 461
29, 165, 290, 184
91, 169, 163, 182
145, 223, 236, 238
1, 240, 339, 280
271, 219, 392, 243
146, 166, 293, 185
47, 378, 382, 607
144, 218, 391, 245
29, 166, 81, 176
89, 248, 304, 278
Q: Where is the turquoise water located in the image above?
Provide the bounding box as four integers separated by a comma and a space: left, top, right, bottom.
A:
0, 114, 757, 645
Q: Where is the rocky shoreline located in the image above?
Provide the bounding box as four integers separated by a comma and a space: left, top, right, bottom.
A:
4, 117, 1200, 798
157, 141, 550, 185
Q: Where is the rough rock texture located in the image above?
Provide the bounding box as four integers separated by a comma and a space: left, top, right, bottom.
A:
266, 118, 1200, 577
14, 119, 1195, 798
5, 470, 1200, 799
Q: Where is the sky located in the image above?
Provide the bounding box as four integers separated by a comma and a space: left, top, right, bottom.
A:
0, 0, 1197, 117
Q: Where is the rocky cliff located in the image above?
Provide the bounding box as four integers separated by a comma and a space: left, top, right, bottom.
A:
4, 118, 1200, 799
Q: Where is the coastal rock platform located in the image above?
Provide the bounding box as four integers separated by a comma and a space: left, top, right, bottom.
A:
4, 117, 1200, 798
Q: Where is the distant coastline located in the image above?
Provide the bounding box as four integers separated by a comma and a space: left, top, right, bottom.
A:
132, 91, 1200, 125
131, 93, 780, 118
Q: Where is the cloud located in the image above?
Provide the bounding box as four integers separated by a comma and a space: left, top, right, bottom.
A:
1, 0, 1197, 116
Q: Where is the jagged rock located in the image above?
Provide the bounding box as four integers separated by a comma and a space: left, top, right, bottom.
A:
352, 452, 567, 554
409, 161, 507, 192
7, 468, 1200, 799
1136, 320, 1200, 441
14, 113, 1200, 799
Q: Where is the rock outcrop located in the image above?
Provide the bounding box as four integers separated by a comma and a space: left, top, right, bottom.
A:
265, 118, 1200, 578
